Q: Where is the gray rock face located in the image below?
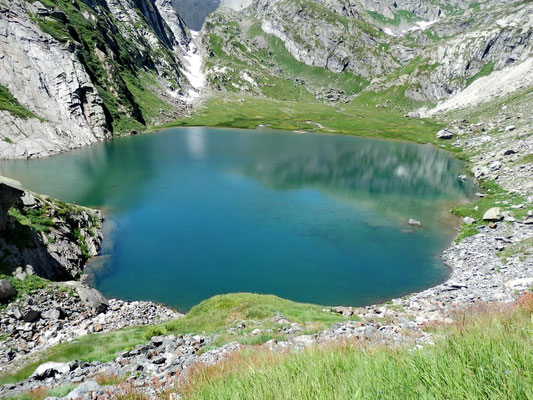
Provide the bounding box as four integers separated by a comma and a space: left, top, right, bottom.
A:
0, 177, 24, 229
0, 279, 16, 301
253, 0, 402, 78
0, 0, 110, 160
0, 0, 193, 160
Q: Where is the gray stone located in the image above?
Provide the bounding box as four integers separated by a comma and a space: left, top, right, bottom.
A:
70, 283, 109, 313
42, 308, 65, 320
0, 279, 16, 301
483, 207, 503, 221
65, 381, 101, 399
463, 217, 476, 225
502, 211, 515, 222
490, 161, 502, 171
23, 309, 41, 322
436, 129, 454, 139
408, 219, 422, 227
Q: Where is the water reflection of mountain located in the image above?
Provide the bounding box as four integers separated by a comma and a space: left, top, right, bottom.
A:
244, 139, 473, 227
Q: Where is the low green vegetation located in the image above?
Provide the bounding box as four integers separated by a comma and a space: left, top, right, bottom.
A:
181, 305, 533, 400
8, 208, 55, 234
0, 293, 354, 385
465, 62, 495, 87
0, 84, 39, 120
169, 95, 442, 144
498, 237, 533, 264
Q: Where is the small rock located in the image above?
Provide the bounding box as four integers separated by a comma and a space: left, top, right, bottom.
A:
436, 129, 453, 139
472, 166, 490, 179
483, 207, 503, 221
251, 328, 261, 336
93, 323, 103, 332
489, 223, 498, 229
42, 308, 65, 320
457, 175, 467, 181
405, 111, 420, 119
489, 161, 501, 171
408, 219, 422, 227
463, 217, 476, 225
505, 125, 515, 131
152, 356, 166, 365
503, 149, 517, 156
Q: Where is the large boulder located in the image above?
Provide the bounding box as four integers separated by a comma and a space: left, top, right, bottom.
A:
483, 207, 503, 221
65, 282, 109, 313
0, 279, 16, 301
31, 362, 71, 380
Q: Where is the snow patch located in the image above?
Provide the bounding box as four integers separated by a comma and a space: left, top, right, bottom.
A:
405, 19, 439, 33
382, 27, 397, 37
181, 31, 206, 102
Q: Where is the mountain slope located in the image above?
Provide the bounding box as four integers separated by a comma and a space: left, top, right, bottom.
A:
201, 0, 532, 106
0, 0, 193, 159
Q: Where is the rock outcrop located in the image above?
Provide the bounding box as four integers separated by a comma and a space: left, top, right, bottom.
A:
0, 180, 103, 280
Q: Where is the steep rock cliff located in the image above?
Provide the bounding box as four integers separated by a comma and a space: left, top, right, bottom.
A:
0, 0, 192, 160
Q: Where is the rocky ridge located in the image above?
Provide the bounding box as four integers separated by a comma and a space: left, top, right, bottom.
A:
203, 0, 531, 102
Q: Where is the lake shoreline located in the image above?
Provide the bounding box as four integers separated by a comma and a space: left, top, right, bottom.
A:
1, 114, 531, 397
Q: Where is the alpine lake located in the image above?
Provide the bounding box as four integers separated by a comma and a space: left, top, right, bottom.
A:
0, 127, 474, 311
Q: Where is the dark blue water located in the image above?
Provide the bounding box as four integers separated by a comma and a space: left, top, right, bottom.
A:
0, 128, 473, 311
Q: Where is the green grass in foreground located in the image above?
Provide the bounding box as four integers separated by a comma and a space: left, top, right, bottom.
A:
166, 96, 442, 144
0, 293, 354, 386
182, 303, 533, 400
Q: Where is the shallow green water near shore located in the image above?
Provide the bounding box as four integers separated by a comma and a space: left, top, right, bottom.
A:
0, 127, 473, 311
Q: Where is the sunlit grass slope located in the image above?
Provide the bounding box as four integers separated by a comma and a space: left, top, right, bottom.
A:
167, 95, 442, 144
182, 301, 533, 400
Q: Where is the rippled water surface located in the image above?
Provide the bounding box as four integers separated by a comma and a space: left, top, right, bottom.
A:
0, 128, 473, 310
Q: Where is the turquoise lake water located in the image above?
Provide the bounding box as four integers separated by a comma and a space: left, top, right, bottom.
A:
0, 127, 473, 311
